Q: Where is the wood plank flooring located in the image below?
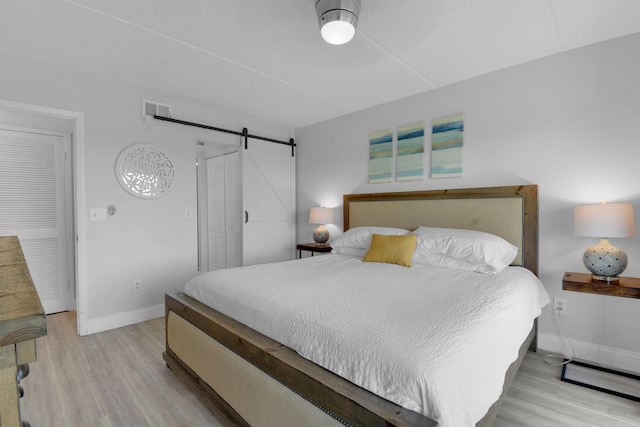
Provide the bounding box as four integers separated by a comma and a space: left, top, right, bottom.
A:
19, 312, 640, 426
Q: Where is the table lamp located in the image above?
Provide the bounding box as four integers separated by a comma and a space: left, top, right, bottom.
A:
309, 207, 333, 245
574, 202, 635, 281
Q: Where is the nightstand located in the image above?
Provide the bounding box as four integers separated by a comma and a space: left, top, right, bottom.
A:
560, 271, 640, 402
562, 272, 640, 299
296, 243, 332, 258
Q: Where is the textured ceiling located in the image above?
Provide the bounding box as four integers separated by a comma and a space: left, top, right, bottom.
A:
1, 0, 639, 129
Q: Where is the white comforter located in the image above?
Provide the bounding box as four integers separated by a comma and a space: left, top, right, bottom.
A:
184, 254, 550, 426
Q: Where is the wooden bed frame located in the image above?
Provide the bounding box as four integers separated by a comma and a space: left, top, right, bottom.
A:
163, 185, 539, 426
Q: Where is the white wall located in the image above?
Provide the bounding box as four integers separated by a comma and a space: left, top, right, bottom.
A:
0, 51, 293, 334
295, 33, 640, 372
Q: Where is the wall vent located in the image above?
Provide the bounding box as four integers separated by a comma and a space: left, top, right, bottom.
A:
142, 99, 172, 119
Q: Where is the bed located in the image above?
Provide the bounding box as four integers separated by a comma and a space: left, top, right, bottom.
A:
163, 184, 547, 426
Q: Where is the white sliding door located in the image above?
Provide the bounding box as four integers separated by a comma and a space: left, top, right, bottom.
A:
242, 139, 295, 265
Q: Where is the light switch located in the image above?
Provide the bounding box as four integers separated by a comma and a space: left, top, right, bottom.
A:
90, 208, 107, 221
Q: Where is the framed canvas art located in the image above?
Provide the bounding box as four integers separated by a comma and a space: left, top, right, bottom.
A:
396, 122, 424, 181
431, 113, 463, 178
369, 129, 393, 183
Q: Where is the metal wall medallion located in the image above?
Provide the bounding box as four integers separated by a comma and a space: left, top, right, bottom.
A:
115, 143, 176, 199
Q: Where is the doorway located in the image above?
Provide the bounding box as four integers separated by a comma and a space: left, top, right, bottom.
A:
196, 139, 240, 272
0, 100, 86, 334
195, 136, 295, 271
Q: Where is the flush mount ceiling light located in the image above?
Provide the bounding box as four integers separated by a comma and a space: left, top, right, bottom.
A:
315, 0, 361, 45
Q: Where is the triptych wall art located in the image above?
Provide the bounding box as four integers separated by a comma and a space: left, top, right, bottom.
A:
368, 113, 463, 183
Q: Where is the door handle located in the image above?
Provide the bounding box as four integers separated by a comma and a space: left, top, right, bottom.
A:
245, 211, 249, 223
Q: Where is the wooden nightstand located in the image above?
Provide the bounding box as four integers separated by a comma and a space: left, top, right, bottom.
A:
296, 243, 332, 258
562, 272, 640, 299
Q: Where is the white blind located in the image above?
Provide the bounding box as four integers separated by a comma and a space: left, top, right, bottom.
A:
0, 132, 57, 229
20, 238, 60, 301
0, 129, 66, 309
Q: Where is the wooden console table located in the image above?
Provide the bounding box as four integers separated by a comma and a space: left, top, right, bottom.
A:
0, 236, 47, 427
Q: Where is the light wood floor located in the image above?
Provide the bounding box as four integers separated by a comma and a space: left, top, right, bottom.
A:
20, 312, 640, 426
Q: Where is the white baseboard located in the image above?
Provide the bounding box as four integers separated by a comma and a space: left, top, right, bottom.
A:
85, 304, 164, 335
538, 332, 640, 374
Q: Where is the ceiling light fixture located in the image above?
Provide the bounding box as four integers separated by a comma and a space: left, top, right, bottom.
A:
315, 0, 361, 45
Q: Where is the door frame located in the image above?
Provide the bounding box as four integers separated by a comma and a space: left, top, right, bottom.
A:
0, 99, 87, 335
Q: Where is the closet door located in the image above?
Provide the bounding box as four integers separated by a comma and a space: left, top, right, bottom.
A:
206, 152, 242, 270
207, 156, 226, 270
242, 139, 295, 266
0, 127, 74, 313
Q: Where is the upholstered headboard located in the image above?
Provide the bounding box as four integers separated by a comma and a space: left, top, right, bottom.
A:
343, 185, 538, 275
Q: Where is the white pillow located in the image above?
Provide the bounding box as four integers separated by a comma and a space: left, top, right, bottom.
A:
412, 252, 502, 274
411, 226, 518, 274
332, 246, 367, 257
330, 226, 410, 250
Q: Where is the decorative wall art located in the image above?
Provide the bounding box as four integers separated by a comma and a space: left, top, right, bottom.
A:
431, 113, 464, 178
115, 143, 177, 199
368, 129, 393, 183
396, 122, 424, 181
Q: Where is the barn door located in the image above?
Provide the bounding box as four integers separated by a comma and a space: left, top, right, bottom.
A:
242, 138, 295, 265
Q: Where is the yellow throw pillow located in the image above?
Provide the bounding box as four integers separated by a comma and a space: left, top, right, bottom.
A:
363, 234, 417, 267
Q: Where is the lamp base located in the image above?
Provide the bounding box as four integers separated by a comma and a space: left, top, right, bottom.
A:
312, 225, 329, 245
590, 274, 620, 282
583, 238, 627, 280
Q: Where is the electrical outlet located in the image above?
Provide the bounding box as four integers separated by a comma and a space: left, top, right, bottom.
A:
132, 279, 142, 293
553, 297, 567, 315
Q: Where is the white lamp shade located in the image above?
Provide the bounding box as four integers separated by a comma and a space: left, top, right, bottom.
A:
309, 207, 333, 225
320, 20, 356, 45
574, 203, 635, 238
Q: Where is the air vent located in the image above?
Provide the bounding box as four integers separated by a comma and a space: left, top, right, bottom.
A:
142, 99, 172, 119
